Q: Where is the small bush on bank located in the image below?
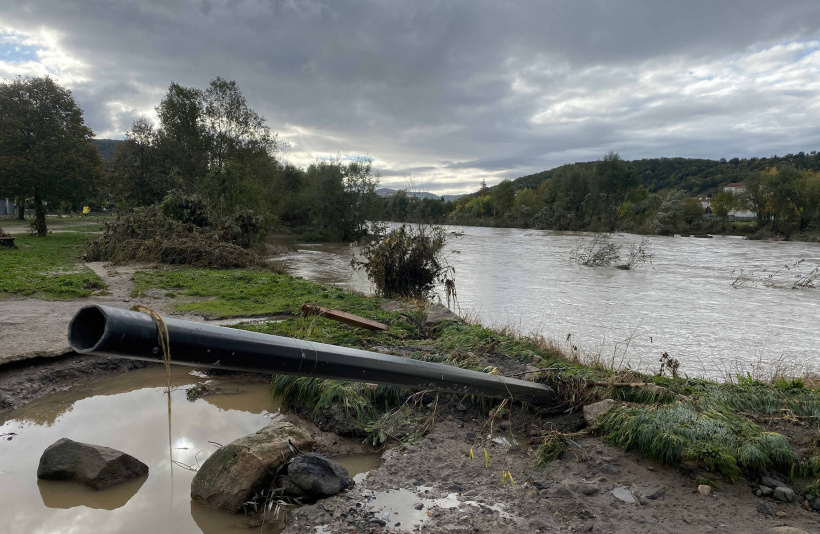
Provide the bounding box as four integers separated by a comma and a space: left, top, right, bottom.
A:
352, 224, 456, 303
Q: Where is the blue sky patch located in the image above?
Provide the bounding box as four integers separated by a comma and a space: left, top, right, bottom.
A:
0, 35, 39, 62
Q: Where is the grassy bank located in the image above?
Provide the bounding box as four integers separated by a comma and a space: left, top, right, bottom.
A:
131, 266, 820, 489
0, 233, 104, 299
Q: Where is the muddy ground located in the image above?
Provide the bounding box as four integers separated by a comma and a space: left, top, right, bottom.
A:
0, 261, 819, 533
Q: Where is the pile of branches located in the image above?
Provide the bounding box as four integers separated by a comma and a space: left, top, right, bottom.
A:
85, 192, 268, 269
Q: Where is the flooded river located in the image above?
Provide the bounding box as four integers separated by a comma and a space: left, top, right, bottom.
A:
0, 366, 379, 533
272, 226, 820, 379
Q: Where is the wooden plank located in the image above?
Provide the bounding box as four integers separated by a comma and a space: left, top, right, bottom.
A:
300, 304, 389, 331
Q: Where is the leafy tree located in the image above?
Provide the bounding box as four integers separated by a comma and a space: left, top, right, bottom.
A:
0, 76, 104, 235
711, 191, 736, 219
306, 157, 380, 241
592, 151, 639, 231
491, 179, 515, 217
154, 82, 209, 191
109, 118, 170, 207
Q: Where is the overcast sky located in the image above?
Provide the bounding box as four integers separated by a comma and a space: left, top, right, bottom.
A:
2, 1, 820, 194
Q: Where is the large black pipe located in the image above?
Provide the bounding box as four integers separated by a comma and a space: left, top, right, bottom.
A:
68, 305, 555, 405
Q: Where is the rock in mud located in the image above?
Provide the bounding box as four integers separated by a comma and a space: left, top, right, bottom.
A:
190, 420, 314, 512
37, 438, 148, 490
611, 486, 637, 504
583, 399, 615, 426
773, 486, 796, 503
285, 452, 354, 499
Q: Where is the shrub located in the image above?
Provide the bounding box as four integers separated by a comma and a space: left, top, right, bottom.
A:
353, 224, 456, 303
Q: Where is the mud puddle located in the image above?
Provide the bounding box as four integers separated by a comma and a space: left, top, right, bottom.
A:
340, 487, 511, 532
0, 366, 377, 533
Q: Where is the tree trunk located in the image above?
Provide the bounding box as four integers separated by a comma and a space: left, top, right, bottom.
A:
34, 191, 48, 236
17, 203, 24, 220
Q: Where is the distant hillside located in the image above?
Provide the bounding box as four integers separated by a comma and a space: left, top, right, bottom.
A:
91, 139, 123, 164
376, 187, 462, 202
508, 151, 820, 196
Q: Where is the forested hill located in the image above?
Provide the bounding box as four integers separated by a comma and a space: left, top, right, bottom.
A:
91, 139, 123, 163
513, 151, 820, 195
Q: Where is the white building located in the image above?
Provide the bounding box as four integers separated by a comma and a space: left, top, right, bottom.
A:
1, 199, 15, 216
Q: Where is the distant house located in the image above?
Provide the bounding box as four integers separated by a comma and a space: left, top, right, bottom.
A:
1, 198, 15, 216
699, 197, 712, 213
723, 183, 746, 195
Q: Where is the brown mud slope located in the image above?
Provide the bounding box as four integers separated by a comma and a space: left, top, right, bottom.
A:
286, 412, 820, 534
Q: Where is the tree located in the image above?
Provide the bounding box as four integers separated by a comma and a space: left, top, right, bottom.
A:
711, 191, 736, 220
592, 151, 639, 231
0, 76, 104, 235
491, 179, 515, 217
109, 118, 169, 207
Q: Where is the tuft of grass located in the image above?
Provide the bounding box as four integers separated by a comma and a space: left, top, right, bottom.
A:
271, 375, 402, 431
532, 430, 568, 468
596, 403, 798, 481
0, 233, 105, 299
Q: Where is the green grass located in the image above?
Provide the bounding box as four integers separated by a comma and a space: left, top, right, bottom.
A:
0, 233, 105, 299
131, 266, 820, 483
132, 269, 391, 319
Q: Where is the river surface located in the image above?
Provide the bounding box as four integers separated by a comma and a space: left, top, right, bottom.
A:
0, 366, 379, 533
270, 226, 820, 379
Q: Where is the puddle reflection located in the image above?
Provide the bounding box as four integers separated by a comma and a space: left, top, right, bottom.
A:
38, 475, 148, 510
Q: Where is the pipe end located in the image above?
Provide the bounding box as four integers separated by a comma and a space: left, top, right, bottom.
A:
68, 306, 107, 352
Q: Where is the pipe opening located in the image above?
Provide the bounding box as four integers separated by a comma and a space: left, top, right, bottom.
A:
68, 306, 107, 352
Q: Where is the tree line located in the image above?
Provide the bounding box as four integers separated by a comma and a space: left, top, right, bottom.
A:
4, 75, 820, 240
387, 152, 820, 238
0, 76, 382, 241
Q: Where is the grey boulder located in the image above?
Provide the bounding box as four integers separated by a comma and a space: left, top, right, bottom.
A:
285, 452, 353, 499
37, 438, 148, 490
190, 420, 314, 512
583, 399, 615, 426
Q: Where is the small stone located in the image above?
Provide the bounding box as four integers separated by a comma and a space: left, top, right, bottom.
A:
773, 486, 796, 503
643, 486, 666, 500
760, 475, 784, 489
410, 478, 421, 486
413, 503, 424, 510
758, 485, 773, 496
757, 501, 777, 517
579, 485, 601, 496
456, 403, 468, 411
448, 483, 464, 492
611, 487, 637, 504
552, 487, 573, 499
775, 511, 788, 518
768, 528, 810, 534
697, 485, 711, 496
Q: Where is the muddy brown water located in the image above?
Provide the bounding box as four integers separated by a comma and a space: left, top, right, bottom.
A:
269, 225, 820, 378
0, 366, 380, 533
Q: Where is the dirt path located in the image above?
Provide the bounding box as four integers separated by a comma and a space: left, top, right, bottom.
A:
0, 262, 239, 367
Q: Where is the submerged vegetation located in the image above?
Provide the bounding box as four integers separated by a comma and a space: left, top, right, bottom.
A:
353, 224, 456, 303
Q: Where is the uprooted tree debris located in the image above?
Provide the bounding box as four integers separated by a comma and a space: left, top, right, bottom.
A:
84, 190, 273, 269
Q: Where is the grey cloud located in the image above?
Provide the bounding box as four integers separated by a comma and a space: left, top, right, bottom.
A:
3, 1, 820, 192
